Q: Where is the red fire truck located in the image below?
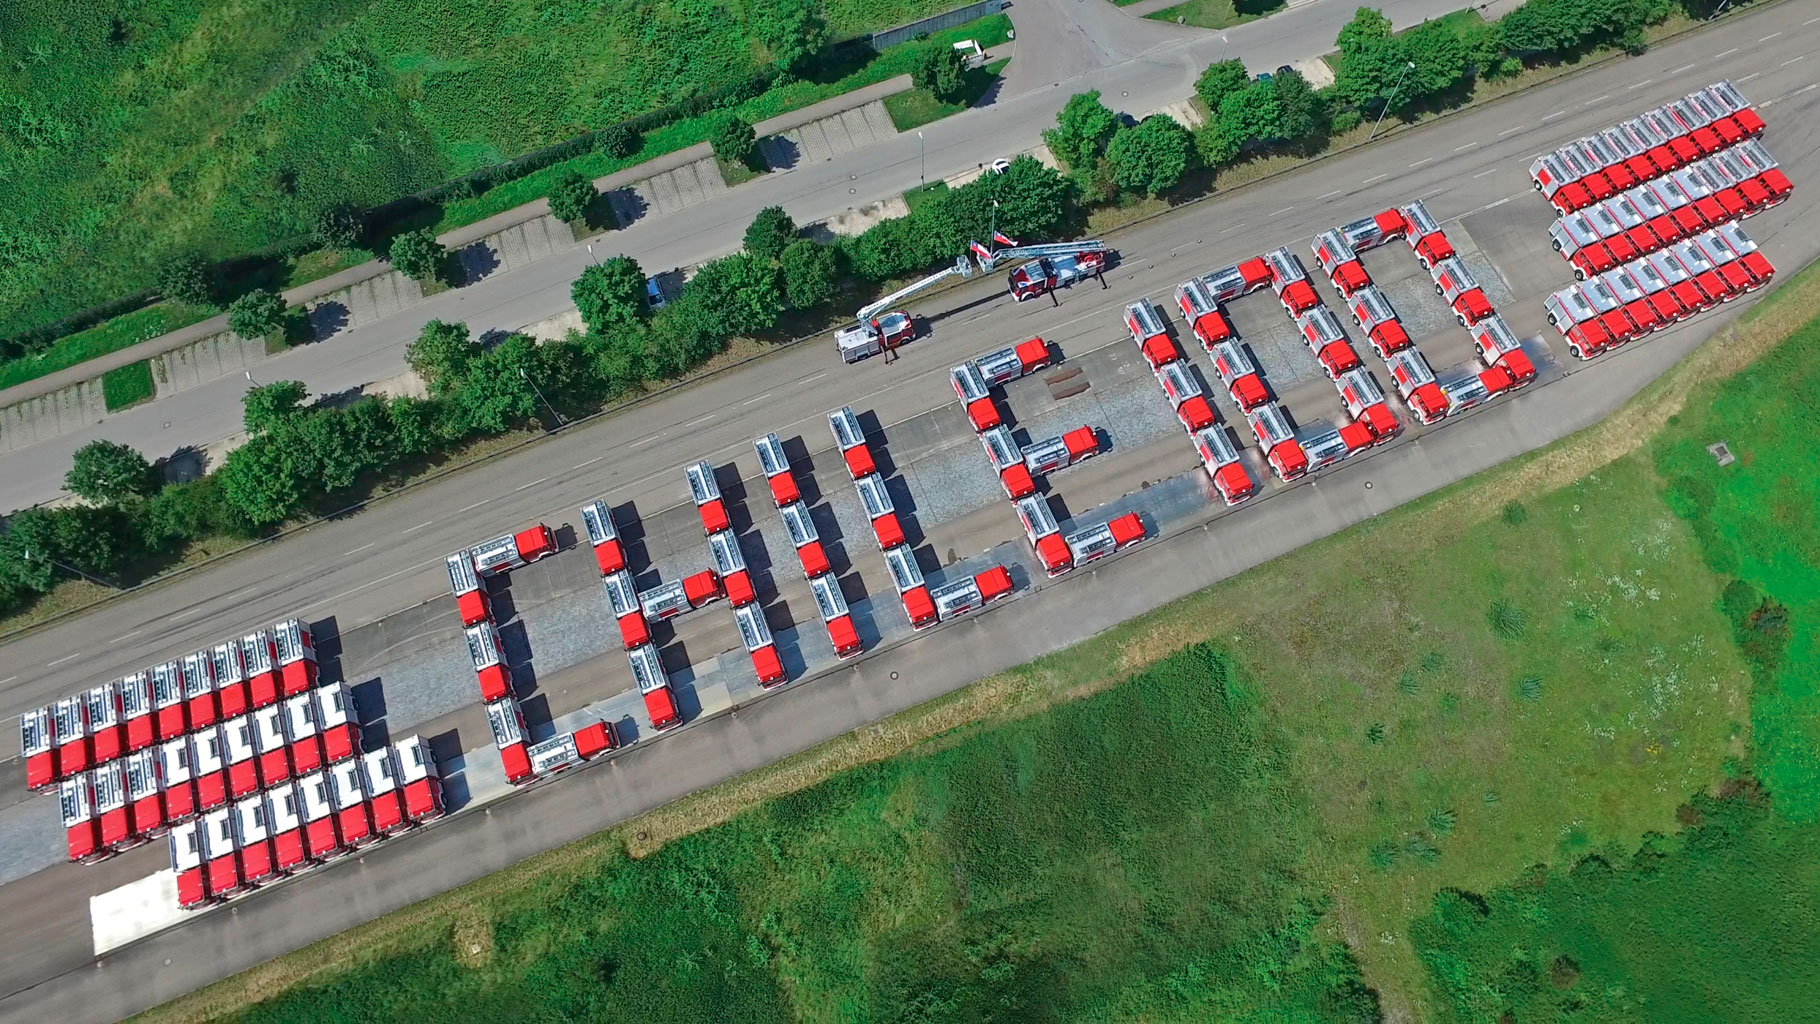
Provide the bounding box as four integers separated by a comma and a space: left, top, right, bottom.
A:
1344, 287, 1411, 359
629, 644, 683, 729
330, 758, 376, 847
93, 759, 135, 850
120, 670, 155, 754
1246, 403, 1309, 482
1064, 513, 1147, 568
580, 499, 627, 575
810, 574, 864, 659
222, 714, 260, 799
780, 502, 833, 580
201, 807, 243, 898
1155, 361, 1217, 432
981, 426, 1035, 500
1208, 340, 1269, 411
974, 338, 1053, 384
1263, 247, 1320, 316
169, 820, 210, 908
856, 474, 907, 550
151, 661, 186, 742
159, 735, 197, 823
316, 682, 361, 763
52, 696, 89, 777
1125, 299, 1178, 371
446, 552, 490, 626
265, 781, 308, 874
1021, 427, 1099, 476
829, 406, 877, 480
283, 691, 324, 776
1296, 307, 1363, 379
1016, 495, 1072, 577
394, 735, 446, 823
211, 641, 250, 721
488, 697, 535, 783
363, 747, 410, 836
686, 461, 731, 535
1384, 349, 1449, 424
22, 705, 56, 790
61, 774, 104, 863
274, 618, 317, 697
124, 748, 165, 838
85, 682, 125, 765
1432, 258, 1494, 326
297, 770, 343, 860
883, 545, 938, 630
602, 571, 651, 649
753, 432, 801, 507
1192, 425, 1257, 505
253, 703, 291, 787
1400, 200, 1455, 269
1312, 229, 1371, 298
233, 794, 277, 886
1336, 369, 1400, 443
709, 529, 757, 607
928, 566, 1016, 621
1339, 209, 1409, 251
179, 651, 217, 730
1174, 278, 1234, 350
191, 725, 228, 813
1467, 315, 1537, 387
951, 361, 1002, 432
735, 603, 788, 687
242, 630, 280, 711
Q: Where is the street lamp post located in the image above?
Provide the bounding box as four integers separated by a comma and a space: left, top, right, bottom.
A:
918, 131, 926, 187
585, 243, 600, 266
1369, 61, 1418, 142
519, 368, 564, 430
23, 549, 117, 590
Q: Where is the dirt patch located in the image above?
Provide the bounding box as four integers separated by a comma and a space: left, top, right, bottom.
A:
451, 911, 494, 969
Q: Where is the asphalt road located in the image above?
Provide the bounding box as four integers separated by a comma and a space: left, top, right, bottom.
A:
1, 6, 1817, 1016
0, 0, 1469, 513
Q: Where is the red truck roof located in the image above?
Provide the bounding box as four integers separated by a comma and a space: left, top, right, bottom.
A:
842, 444, 876, 479
683, 569, 723, 608
1000, 463, 1036, 499
573, 721, 617, 759
1015, 337, 1051, 371
1139, 335, 1177, 370
1453, 290, 1493, 324
798, 540, 831, 579
1062, 426, 1098, 459
724, 569, 756, 607
872, 513, 906, 550
975, 566, 1014, 602
456, 589, 490, 627
1280, 280, 1319, 315
513, 525, 555, 562
903, 586, 937, 626
828, 615, 862, 657
1107, 513, 1145, 547
1330, 261, 1370, 296
767, 472, 801, 507
751, 646, 787, 685
1176, 395, 1216, 432
500, 741, 535, 783
966, 397, 1001, 432
477, 664, 512, 703
616, 612, 650, 650
643, 688, 680, 730
1035, 533, 1073, 575
1229, 374, 1268, 411
591, 539, 626, 575
1213, 462, 1255, 503
1235, 257, 1271, 289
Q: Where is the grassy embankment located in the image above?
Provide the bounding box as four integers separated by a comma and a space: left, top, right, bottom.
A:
148, 267, 1820, 1022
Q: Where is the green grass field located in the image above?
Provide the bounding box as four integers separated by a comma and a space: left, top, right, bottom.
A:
100, 360, 157, 412
0, 0, 971, 352
1146, 0, 1284, 31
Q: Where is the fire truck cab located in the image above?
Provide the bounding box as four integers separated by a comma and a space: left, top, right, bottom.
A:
1400, 201, 1455, 268
1312, 229, 1370, 297
629, 644, 682, 729
1263, 247, 1319, 315
685, 461, 730, 535
1193, 425, 1257, 505
1431, 258, 1493, 326
1385, 349, 1449, 424
580, 500, 627, 575
710, 530, 757, 607
602, 571, 650, 649
1155, 361, 1216, 432
488, 697, 535, 782
466, 621, 513, 701
753, 433, 801, 507
951, 360, 1001, 432
1246, 403, 1308, 481
976, 338, 1053, 385
1296, 307, 1362, 379
1174, 278, 1234, 349
1344, 287, 1410, 359
1336, 369, 1400, 443
857, 474, 906, 550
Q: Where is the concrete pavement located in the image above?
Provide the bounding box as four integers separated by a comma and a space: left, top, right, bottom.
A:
0, 0, 1470, 513
1, 5, 1817, 1014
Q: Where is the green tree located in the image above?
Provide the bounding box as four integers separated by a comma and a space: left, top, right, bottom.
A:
779, 239, 838, 309
685, 253, 782, 337
1043, 91, 1120, 172
1335, 34, 1412, 110
913, 42, 969, 103
218, 425, 319, 527
242, 380, 308, 436
1107, 114, 1192, 196
1195, 59, 1251, 115
1401, 20, 1468, 100
547, 168, 598, 223
389, 228, 448, 285
227, 288, 288, 340
406, 319, 478, 395
1218, 80, 1283, 144
1194, 120, 1244, 167
141, 475, 254, 549
449, 335, 542, 434
709, 113, 759, 169
842, 216, 928, 282
158, 251, 213, 306
1461, 21, 1513, 77
573, 256, 649, 335
65, 440, 156, 505
974, 156, 1075, 242
744, 206, 798, 265
385, 395, 445, 457
1272, 69, 1320, 141
315, 202, 366, 251
757, 0, 827, 76
1336, 6, 1394, 54
598, 123, 641, 160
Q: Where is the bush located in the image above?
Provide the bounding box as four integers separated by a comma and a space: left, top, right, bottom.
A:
597, 123, 641, 159
1107, 114, 1192, 197
227, 288, 288, 339
65, 440, 156, 505
744, 206, 798, 265
1044, 91, 1119, 172
573, 257, 650, 335
1195, 59, 1250, 114
157, 252, 214, 306
709, 113, 759, 168
780, 238, 838, 309
389, 228, 448, 285
315, 203, 367, 251
100, 360, 155, 412
912, 42, 968, 103
547, 169, 598, 223
1329, 109, 1363, 135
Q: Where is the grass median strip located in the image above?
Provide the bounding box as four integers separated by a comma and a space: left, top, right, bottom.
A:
100, 360, 155, 412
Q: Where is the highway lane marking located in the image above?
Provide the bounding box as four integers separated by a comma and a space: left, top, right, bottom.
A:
456, 499, 489, 513
513, 477, 548, 492
0, 676, 15, 686
741, 393, 773, 406
1782, 55, 1806, 66
628, 433, 663, 448
1361, 173, 1386, 184
1583, 94, 1610, 106
171, 607, 205, 621
46, 652, 83, 667
1713, 47, 1739, 59
1473, 168, 1500, 178
1541, 110, 1566, 121
1317, 189, 1343, 200
1672, 63, 1698, 73
684, 413, 717, 427
1738, 72, 1761, 83
571, 457, 602, 470
1454, 141, 1477, 152
1416, 185, 1448, 200
1759, 32, 1781, 41
1268, 205, 1294, 216
1627, 79, 1652, 90
298, 556, 446, 620
1408, 158, 1432, 167
401, 521, 433, 534
798, 371, 827, 386
108, 630, 142, 644
1477, 196, 1516, 213
1497, 125, 1525, 136
343, 543, 375, 557
1806, 15, 1820, 24
1216, 222, 1246, 235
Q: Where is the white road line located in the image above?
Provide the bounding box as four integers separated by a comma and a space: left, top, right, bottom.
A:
47, 652, 83, 667
401, 521, 433, 534
1217, 222, 1247, 234
0, 676, 15, 687
1782, 55, 1806, 66
1760, 31, 1781, 41
1408, 157, 1432, 167
1454, 141, 1478, 151
571, 456, 602, 470
1790, 83, 1820, 98
1417, 185, 1448, 200
741, 393, 774, 406
628, 433, 663, 449
1472, 168, 1500, 179
1738, 72, 1761, 83
1713, 47, 1739, 59
1806, 15, 1820, 24
513, 477, 548, 492
1478, 196, 1515, 212
456, 499, 489, 513
1268, 205, 1294, 216
1317, 189, 1343, 200
684, 413, 716, 427
1627, 79, 1652, 90
343, 543, 375, 557
1361, 173, 1387, 184
108, 630, 142, 644
798, 371, 827, 386
1497, 125, 1525, 136
1584, 94, 1610, 105
1672, 63, 1698, 73
171, 607, 205, 621
1541, 110, 1567, 121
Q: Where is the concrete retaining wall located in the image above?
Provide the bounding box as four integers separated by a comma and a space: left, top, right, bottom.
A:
870, 0, 1004, 49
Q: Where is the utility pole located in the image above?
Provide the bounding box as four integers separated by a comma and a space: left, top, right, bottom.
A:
1369, 62, 1417, 142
